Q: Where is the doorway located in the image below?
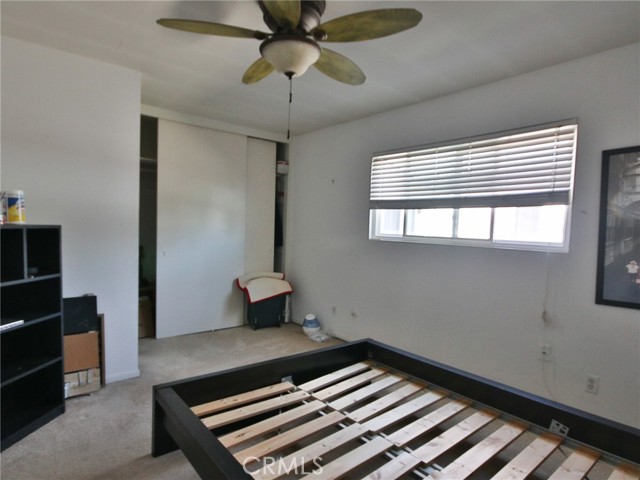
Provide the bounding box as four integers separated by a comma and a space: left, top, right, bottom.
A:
139, 115, 158, 338
138, 115, 284, 339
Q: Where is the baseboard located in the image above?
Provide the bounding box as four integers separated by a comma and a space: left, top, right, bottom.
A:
105, 369, 141, 384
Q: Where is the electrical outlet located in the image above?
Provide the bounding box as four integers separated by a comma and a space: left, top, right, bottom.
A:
585, 374, 599, 394
539, 343, 552, 362
549, 419, 569, 436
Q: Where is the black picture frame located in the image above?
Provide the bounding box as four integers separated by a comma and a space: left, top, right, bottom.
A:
595, 145, 640, 309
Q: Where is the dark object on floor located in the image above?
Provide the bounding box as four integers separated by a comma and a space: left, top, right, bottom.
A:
247, 295, 286, 330
63, 295, 98, 334
236, 272, 292, 330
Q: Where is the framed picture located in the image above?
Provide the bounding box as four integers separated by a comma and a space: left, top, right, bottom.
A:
596, 145, 640, 309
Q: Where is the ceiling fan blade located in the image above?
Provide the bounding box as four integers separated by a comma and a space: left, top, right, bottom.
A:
157, 19, 269, 40
314, 48, 365, 85
242, 58, 275, 84
311, 9, 422, 42
262, 1, 301, 29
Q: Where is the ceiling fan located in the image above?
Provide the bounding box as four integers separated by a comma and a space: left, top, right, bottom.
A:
157, 0, 422, 85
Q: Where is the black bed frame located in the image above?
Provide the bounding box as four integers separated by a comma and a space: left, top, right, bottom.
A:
152, 339, 640, 479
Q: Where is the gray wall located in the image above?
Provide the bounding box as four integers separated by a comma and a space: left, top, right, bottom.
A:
286, 43, 640, 427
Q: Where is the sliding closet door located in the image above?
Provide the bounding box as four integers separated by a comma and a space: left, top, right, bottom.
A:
245, 138, 276, 272
156, 120, 248, 338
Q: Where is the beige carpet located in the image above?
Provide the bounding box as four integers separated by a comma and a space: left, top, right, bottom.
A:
1, 324, 343, 479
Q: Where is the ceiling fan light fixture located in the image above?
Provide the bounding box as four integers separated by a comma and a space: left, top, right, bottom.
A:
260, 36, 321, 77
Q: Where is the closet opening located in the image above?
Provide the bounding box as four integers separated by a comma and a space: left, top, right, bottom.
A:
139, 115, 158, 339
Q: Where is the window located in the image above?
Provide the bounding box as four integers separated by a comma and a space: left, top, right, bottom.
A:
369, 120, 578, 252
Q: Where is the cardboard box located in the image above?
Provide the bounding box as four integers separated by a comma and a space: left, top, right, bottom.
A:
64, 331, 100, 373
139, 296, 155, 338
64, 368, 101, 397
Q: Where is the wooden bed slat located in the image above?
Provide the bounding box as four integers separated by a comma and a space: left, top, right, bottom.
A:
347, 382, 423, 423
608, 464, 640, 480
312, 367, 387, 401
411, 409, 499, 466
218, 400, 326, 448
297, 362, 371, 392
191, 382, 295, 417
201, 390, 310, 430
490, 433, 562, 480
252, 423, 370, 480
547, 448, 600, 480
363, 405, 498, 480
234, 410, 345, 465
362, 450, 421, 480
301, 436, 393, 480
327, 373, 403, 411
387, 398, 471, 447
362, 389, 447, 433
429, 421, 527, 480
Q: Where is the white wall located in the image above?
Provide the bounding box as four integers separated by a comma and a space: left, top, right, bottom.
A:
1, 37, 141, 383
286, 43, 640, 427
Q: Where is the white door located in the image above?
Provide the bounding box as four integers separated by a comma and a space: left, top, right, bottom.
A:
156, 119, 249, 338
245, 137, 276, 272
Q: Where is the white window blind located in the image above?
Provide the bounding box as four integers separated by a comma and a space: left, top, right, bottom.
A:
370, 120, 578, 210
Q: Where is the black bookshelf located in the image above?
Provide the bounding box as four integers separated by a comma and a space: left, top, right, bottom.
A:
1, 225, 65, 450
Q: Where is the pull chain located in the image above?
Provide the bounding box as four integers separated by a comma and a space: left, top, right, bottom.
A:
287, 73, 293, 140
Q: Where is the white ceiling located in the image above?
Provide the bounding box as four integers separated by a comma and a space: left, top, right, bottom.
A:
2, 1, 639, 140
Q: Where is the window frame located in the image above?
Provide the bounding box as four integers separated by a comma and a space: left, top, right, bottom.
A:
368, 120, 577, 253
369, 207, 572, 253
